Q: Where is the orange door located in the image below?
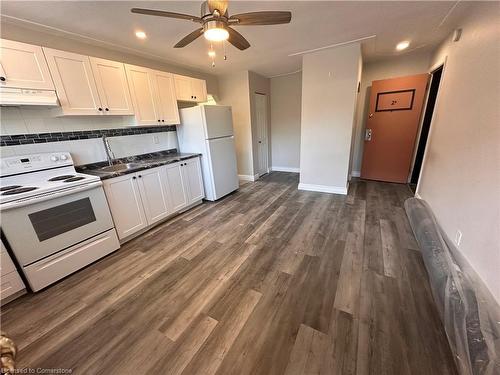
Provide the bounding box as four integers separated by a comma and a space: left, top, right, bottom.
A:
361, 74, 429, 183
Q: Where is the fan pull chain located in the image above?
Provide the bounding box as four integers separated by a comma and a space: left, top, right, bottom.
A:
223, 40, 227, 60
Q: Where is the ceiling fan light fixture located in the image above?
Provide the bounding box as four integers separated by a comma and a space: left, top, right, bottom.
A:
203, 20, 229, 41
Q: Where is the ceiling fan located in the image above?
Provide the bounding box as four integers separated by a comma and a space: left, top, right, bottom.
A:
131, 0, 292, 51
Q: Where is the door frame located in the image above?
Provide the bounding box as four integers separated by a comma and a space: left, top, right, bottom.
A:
414, 56, 448, 197
254, 92, 269, 177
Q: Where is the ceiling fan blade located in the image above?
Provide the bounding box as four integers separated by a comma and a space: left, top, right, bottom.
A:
131, 8, 201, 23
207, 0, 228, 16
174, 28, 204, 48
229, 11, 292, 25
226, 27, 250, 50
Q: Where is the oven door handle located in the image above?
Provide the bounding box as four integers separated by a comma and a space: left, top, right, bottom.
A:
0, 181, 103, 211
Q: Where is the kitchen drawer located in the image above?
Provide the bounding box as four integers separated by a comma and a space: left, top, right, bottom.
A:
1, 271, 25, 301
1, 248, 17, 276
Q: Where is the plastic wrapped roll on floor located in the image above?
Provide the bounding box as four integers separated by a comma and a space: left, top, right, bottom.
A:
404, 197, 500, 375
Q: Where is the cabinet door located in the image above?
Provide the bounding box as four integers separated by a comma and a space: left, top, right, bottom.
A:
43, 47, 102, 115
0, 39, 54, 90
125, 64, 160, 125
173, 74, 193, 101
191, 78, 207, 102
136, 167, 171, 225
183, 157, 205, 204
103, 174, 147, 239
152, 70, 180, 125
90, 57, 134, 115
165, 162, 188, 212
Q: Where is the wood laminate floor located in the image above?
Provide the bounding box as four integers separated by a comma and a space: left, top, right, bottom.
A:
1, 173, 457, 375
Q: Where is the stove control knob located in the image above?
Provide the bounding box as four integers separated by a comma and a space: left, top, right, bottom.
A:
60, 154, 68, 161
50, 155, 59, 162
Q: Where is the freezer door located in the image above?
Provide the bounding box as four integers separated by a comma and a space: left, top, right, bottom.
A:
203, 105, 234, 139
206, 136, 239, 200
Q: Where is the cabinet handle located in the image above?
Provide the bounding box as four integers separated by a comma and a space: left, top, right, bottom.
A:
132, 176, 136, 179
105, 108, 109, 111
158, 119, 161, 122
98, 107, 103, 111
0, 77, 5, 82
162, 119, 165, 122
138, 175, 142, 178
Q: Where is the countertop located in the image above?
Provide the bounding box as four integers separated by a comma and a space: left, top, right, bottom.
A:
76, 149, 201, 180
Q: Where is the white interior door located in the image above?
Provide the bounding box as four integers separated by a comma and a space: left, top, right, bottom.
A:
254, 93, 269, 176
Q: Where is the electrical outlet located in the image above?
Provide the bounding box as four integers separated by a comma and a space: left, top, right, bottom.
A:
153, 135, 160, 144
455, 230, 463, 247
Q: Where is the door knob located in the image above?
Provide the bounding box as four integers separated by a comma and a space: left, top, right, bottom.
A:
369, 113, 374, 118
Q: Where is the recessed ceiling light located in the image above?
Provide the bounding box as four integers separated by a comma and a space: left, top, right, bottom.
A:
135, 31, 147, 39
396, 41, 410, 51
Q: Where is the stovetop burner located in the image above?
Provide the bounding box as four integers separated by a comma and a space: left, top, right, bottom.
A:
48, 175, 75, 182
63, 176, 86, 182
0, 185, 22, 192
1, 187, 38, 196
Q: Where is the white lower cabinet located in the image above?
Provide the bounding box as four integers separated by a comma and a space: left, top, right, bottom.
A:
136, 167, 171, 225
103, 172, 148, 239
103, 157, 204, 241
165, 162, 189, 212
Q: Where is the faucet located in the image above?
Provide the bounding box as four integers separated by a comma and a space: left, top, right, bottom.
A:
102, 135, 115, 166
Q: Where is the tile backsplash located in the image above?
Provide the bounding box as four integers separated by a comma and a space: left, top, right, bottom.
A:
1, 107, 179, 165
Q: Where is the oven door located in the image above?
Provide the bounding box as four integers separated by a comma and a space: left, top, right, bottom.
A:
1, 182, 115, 266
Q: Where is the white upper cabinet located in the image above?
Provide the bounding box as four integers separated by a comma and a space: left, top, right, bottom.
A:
43, 48, 102, 115
125, 64, 160, 125
89, 57, 134, 115
152, 70, 180, 125
173, 74, 207, 103
0, 39, 54, 90
126, 64, 180, 126
191, 78, 207, 103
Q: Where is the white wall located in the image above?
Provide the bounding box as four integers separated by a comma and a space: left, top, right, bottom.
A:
351, 49, 432, 175
270, 72, 302, 172
217, 71, 254, 178
417, 3, 500, 304
299, 43, 362, 194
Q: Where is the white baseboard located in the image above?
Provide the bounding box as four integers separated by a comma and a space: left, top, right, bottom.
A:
238, 174, 261, 182
298, 183, 348, 195
351, 170, 361, 177
271, 166, 300, 173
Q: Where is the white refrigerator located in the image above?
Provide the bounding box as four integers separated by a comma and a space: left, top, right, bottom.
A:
178, 105, 239, 201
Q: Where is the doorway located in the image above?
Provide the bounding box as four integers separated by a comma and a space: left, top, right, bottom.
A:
254, 93, 269, 177
410, 65, 444, 185
360, 74, 429, 183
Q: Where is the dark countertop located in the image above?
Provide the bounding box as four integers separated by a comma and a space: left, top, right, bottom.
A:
76, 149, 201, 180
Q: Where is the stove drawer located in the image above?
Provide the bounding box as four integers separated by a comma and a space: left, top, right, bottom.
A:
24, 228, 119, 291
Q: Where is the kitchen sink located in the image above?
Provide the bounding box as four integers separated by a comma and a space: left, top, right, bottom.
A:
98, 163, 144, 173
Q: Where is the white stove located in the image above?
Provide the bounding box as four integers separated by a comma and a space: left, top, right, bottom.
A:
1, 152, 120, 291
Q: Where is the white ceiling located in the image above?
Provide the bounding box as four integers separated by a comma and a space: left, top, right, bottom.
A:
0, 1, 473, 77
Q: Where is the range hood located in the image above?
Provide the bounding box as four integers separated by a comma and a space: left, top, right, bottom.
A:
0, 87, 59, 107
